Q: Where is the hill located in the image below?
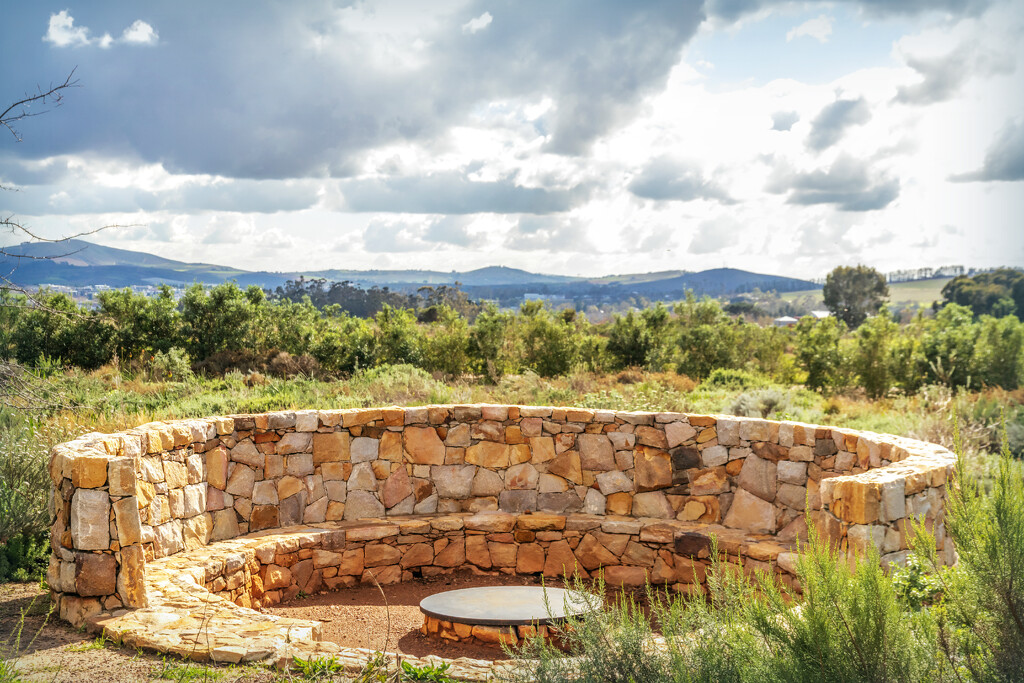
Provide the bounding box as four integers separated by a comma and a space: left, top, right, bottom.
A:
0, 239, 819, 301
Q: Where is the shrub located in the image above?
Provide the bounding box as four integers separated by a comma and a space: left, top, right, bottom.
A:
702, 367, 770, 390
728, 389, 790, 418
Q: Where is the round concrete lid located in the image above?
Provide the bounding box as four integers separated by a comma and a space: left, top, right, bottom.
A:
419, 586, 602, 626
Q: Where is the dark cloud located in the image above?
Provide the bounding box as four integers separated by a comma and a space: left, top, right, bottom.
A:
895, 49, 972, 105
424, 216, 482, 247
1, 1, 706, 182
950, 119, 1024, 182
340, 173, 590, 214
0, 176, 319, 215
708, 0, 992, 22
767, 155, 899, 211
628, 156, 735, 204
806, 97, 871, 151
771, 111, 799, 132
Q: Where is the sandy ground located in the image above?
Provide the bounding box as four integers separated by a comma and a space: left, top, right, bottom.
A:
1, 573, 589, 681
264, 571, 571, 662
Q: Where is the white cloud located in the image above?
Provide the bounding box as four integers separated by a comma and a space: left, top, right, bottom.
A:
462, 12, 493, 35
121, 20, 158, 45
786, 15, 833, 43
42, 12, 158, 48
43, 10, 91, 48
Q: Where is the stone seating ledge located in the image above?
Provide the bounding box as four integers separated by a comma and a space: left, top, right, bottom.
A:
81, 511, 798, 679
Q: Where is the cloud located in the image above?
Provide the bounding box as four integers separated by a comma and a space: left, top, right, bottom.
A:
363, 219, 425, 253
43, 10, 91, 47
424, 215, 483, 246
121, 20, 158, 45
767, 155, 900, 211
895, 44, 1013, 106
806, 97, 871, 151
771, 111, 799, 131
951, 119, 1024, 182
462, 12, 493, 34
627, 157, 735, 204
708, 0, 994, 22
42, 11, 158, 49
786, 15, 833, 43
689, 220, 731, 254
505, 215, 591, 251
340, 172, 590, 214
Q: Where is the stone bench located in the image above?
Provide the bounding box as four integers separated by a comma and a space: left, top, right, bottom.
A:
47, 405, 956, 675
82, 510, 798, 675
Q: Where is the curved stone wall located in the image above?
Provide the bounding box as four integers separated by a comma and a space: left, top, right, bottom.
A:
47, 405, 956, 628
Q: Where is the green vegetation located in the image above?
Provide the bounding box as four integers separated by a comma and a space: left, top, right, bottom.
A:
823, 264, 890, 328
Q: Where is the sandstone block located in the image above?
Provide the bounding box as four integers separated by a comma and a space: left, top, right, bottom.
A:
529, 437, 556, 463
344, 490, 385, 520
498, 490, 537, 513
505, 463, 539, 490
583, 488, 606, 515
688, 466, 728, 496
225, 464, 256, 498
701, 445, 728, 468
113, 497, 142, 546
738, 455, 777, 502
634, 446, 672, 492
596, 470, 633, 495
313, 432, 349, 464
209, 509, 239, 541
348, 462, 378, 491
465, 441, 510, 468
432, 465, 477, 499
230, 440, 262, 468
405, 427, 445, 464
777, 483, 807, 510
107, 457, 137, 497
777, 460, 808, 485
350, 437, 379, 463
71, 489, 110, 550
71, 455, 108, 489
547, 451, 582, 485
382, 467, 414, 508
577, 434, 614, 470
163, 461, 188, 489
723, 488, 776, 534
606, 492, 632, 515
74, 552, 116, 596
277, 432, 312, 455
250, 505, 279, 531
631, 491, 674, 519
665, 421, 697, 448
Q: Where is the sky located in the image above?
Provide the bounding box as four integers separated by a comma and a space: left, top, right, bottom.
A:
1, 0, 1023, 279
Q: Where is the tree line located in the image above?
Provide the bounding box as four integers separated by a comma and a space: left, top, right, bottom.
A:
1, 273, 1022, 396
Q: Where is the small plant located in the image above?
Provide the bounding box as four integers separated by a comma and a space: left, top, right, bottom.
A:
151, 657, 225, 682
66, 635, 108, 652
400, 660, 454, 682
293, 654, 344, 680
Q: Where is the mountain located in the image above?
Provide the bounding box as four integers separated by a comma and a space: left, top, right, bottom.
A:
0, 239, 819, 299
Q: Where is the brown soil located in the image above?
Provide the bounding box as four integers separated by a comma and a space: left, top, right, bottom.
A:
0, 582, 278, 682
264, 571, 571, 662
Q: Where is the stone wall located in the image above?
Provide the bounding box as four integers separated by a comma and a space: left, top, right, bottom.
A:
47, 405, 956, 624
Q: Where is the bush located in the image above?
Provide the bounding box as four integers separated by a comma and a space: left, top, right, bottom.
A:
728, 389, 791, 418
0, 410, 59, 545
145, 347, 193, 382
702, 367, 770, 390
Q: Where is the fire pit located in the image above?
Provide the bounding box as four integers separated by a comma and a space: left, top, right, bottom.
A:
419, 586, 601, 648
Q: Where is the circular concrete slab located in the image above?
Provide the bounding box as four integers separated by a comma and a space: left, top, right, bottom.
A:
419, 586, 601, 626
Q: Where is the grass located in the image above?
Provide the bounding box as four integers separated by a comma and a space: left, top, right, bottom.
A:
780, 277, 952, 306
151, 658, 227, 682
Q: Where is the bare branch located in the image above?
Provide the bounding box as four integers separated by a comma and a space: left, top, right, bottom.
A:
0, 69, 79, 142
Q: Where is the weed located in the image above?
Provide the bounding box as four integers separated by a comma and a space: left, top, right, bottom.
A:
292, 654, 343, 680
151, 657, 225, 682
66, 635, 107, 652
399, 660, 453, 682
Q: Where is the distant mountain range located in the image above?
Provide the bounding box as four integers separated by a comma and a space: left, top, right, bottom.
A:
0, 239, 820, 301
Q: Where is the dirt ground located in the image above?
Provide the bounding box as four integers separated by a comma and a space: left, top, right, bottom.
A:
264, 571, 571, 662
1, 572, 594, 681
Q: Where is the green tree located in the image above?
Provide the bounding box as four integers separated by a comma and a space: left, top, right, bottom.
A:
795, 315, 848, 392
468, 303, 518, 382
420, 305, 471, 377
921, 303, 978, 388
823, 264, 889, 329
851, 307, 899, 399
974, 314, 1024, 389
517, 302, 578, 377
179, 282, 262, 361
605, 311, 652, 369
371, 304, 422, 366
